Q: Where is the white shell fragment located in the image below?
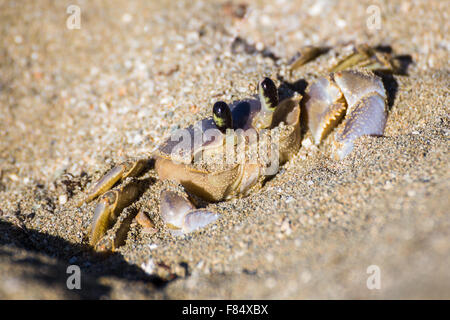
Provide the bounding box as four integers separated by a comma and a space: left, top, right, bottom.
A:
160, 190, 195, 229
160, 190, 220, 235
183, 210, 220, 233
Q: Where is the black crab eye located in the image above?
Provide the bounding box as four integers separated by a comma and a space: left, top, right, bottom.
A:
258, 77, 279, 111
212, 101, 233, 133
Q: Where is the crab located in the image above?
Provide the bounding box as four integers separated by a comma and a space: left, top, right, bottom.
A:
78, 44, 400, 251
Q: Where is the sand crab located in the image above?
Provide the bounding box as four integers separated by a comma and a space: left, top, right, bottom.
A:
78, 44, 399, 251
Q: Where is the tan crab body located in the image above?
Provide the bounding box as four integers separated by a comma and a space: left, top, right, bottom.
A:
154, 94, 302, 202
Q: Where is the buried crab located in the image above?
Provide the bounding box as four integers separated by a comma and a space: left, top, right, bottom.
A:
78, 44, 402, 251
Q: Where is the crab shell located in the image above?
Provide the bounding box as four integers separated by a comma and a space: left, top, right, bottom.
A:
154, 95, 301, 202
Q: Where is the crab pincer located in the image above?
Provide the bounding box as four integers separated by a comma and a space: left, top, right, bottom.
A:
304, 69, 387, 159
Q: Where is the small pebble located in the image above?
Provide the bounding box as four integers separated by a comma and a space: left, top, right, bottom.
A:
58, 194, 68, 205
265, 277, 276, 288
121, 13, 132, 24
280, 218, 292, 236
141, 258, 155, 275
407, 190, 416, 197
301, 271, 311, 283
302, 138, 313, 148
136, 211, 157, 234
14, 35, 23, 44
335, 18, 347, 28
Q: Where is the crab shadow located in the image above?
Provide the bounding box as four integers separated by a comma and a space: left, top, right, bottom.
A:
0, 174, 173, 299
0, 218, 173, 299
373, 45, 413, 111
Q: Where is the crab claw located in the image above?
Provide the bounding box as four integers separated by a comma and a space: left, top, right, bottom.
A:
332, 70, 387, 112
90, 180, 141, 247
160, 191, 220, 236
304, 70, 387, 159
303, 76, 347, 144
333, 91, 387, 159
78, 159, 147, 206
332, 70, 387, 159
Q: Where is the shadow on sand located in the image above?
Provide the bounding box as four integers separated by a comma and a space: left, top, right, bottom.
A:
0, 218, 170, 299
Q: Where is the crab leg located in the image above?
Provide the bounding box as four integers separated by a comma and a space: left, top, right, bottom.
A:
159, 190, 220, 236
77, 159, 147, 206
89, 180, 142, 247
288, 46, 327, 70
329, 44, 394, 73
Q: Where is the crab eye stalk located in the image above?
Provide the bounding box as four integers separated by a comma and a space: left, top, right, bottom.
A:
213, 101, 233, 133
253, 77, 279, 129
259, 77, 279, 112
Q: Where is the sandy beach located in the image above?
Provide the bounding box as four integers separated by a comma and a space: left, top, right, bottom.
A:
0, 0, 449, 299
